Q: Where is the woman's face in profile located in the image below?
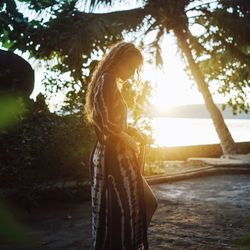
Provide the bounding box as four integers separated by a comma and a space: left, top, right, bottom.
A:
116, 54, 142, 81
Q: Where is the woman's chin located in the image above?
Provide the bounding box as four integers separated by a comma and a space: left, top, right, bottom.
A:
120, 76, 128, 81
120, 74, 132, 81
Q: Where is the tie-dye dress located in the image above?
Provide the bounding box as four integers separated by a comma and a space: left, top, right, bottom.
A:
89, 72, 149, 250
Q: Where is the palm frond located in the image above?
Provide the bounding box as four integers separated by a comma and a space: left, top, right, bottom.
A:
88, 0, 115, 11
87, 0, 143, 12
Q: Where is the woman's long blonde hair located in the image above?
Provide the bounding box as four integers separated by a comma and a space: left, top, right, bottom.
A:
84, 42, 143, 125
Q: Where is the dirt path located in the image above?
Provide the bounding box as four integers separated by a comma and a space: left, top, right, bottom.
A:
148, 174, 250, 249
1, 174, 250, 249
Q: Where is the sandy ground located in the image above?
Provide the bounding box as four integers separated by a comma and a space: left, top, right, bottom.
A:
1, 174, 250, 250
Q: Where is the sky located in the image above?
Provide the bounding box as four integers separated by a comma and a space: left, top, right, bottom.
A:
2, 0, 247, 113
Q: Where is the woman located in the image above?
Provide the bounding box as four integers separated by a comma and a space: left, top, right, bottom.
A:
84, 42, 157, 250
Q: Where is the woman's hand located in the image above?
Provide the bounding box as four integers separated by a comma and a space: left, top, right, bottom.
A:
126, 126, 148, 145
119, 131, 140, 157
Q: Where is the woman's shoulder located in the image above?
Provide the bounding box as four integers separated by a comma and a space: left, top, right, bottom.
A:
98, 71, 117, 92
101, 71, 116, 84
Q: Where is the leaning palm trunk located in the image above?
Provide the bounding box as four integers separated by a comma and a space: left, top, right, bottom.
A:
174, 27, 239, 155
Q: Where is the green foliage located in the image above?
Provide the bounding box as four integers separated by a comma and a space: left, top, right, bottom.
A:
17, 0, 60, 11
0, 1, 248, 123
0, 202, 33, 245
87, 0, 250, 115
0, 0, 150, 116
88, 0, 115, 11
0, 94, 96, 203
0, 0, 249, 122
0, 95, 27, 130
191, 0, 250, 114
0, 0, 154, 204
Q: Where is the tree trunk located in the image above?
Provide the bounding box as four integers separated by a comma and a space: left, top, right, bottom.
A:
174, 27, 239, 155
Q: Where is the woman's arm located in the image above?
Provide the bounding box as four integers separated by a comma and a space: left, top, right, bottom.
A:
92, 73, 141, 156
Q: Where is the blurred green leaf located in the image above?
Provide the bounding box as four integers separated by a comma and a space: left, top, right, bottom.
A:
0, 95, 26, 131
0, 202, 31, 244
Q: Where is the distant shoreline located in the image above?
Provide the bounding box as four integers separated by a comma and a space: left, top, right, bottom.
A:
146, 103, 250, 119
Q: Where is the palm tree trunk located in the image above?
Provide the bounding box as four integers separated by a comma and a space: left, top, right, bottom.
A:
174, 27, 239, 155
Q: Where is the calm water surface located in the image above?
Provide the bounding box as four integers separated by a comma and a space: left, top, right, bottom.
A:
151, 118, 250, 147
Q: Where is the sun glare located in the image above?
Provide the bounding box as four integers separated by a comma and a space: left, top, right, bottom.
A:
140, 35, 205, 115
141, 62, 203, 114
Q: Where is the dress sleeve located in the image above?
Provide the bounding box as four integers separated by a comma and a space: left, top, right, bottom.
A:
93, 72, 123, 139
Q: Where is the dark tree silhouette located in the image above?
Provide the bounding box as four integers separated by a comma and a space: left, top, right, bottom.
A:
1, 0, 249, 154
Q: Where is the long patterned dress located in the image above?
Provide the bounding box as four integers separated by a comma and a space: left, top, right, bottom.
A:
89, 71, 149, 250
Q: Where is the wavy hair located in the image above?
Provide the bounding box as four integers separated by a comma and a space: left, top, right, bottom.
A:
84, 42, 143, 125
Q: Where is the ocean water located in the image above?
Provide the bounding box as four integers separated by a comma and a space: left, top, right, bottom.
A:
151, 117, 250, 147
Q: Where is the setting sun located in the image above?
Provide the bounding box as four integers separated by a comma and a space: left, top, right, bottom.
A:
140, 34, 205, 113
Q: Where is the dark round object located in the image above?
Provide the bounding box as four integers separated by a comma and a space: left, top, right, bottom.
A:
0, 49, 34, 97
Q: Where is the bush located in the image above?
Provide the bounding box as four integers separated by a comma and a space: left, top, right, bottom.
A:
0, 94, 95, 203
